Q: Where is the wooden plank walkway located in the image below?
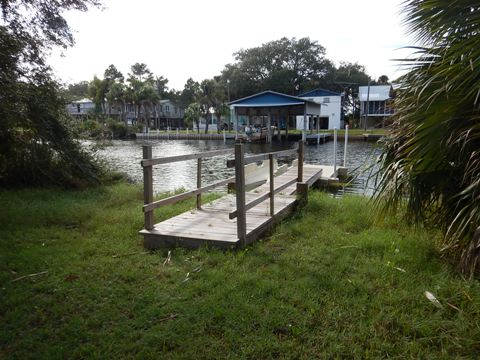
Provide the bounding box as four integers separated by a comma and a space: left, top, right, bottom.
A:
141, 164, 327, 250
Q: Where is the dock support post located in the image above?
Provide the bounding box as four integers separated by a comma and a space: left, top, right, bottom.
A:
197, 158, 202, 209
269, 154, 274, 216
298, 140, 304, 183
333, 127, 338, 176
234, 144, 247, 246
297, 182, 308, 205
223, 129, 226, 143
143, 145, 154, 230
343, 125, 349, 167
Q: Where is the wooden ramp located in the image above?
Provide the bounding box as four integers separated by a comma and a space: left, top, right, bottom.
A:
139, 142, 346, 250
141, 163, 325, 250
141, 192, 296, 249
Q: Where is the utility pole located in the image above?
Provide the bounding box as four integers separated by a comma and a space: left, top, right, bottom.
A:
227, 79, 231, 130
364, 81, 371, 131
335, 81, 358, 129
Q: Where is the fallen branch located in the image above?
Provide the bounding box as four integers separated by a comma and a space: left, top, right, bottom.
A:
158, 314, 178, 322
11, 271, 48, 283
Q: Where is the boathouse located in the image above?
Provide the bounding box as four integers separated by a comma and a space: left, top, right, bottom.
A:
228, 91, 322, 142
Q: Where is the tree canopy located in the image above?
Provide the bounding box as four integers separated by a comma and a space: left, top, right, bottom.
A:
220, 37, 337, 98
0, 0, 104, 187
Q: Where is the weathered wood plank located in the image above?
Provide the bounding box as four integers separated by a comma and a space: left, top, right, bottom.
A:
226, 148, 297, 168
143, 146, 154, 230
142, 149, 232, 167
143, 176, 235, 212
235, 144, 247, 246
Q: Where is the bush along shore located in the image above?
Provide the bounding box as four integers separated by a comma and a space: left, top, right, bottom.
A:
1, 183, 479, 358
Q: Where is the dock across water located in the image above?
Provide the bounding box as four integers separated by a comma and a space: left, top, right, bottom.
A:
139, 142, 342, 250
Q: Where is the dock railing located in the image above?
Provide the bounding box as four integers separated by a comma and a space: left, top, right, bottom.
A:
141, 147, 234, 230
141, 140, 306, 247
226, 141, 305, 246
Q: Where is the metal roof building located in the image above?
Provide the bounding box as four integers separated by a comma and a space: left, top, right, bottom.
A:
358, 85, 392, 102
228, 90, 322, 142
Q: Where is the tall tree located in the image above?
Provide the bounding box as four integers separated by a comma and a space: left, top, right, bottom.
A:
376, 75, 390, 85
0, 0, 103, 187
129, 63, 154, 83
374, 0, 480, 275
126, 63, 158, 128
180, 78, 200, 107
154, 76, 169, 97
104, 64, 124, 83
106, 82, 126, 123
334, 62, 372, 124
196, 79, 216, 133
88, 75, 108, 115
221, 37, 335, 99
65, 81, 90, 101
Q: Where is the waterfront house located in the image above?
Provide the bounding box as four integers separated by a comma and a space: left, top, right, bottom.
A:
66, 98, 96, 119
358, 85, 394, 128
296, 88, 343, 130
67, 98, 185, 128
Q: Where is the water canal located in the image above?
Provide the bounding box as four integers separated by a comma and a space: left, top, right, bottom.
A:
89, 139, 381, 196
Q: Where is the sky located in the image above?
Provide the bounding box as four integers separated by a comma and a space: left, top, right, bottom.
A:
48, 0, 413, 90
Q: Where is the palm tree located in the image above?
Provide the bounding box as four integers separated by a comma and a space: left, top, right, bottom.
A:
185, 102, 201, 132
374, 0, 480, 275
106, 82, 126, 124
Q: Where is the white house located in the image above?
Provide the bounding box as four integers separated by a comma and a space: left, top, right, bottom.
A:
295, 88, 342, 130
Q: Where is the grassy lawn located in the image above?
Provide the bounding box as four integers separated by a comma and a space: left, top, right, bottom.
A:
1, 183, 479, 358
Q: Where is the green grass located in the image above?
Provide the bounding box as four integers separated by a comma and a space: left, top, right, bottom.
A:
1, 184, 479, 358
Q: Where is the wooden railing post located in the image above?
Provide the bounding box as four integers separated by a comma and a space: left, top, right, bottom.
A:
298, 140, 304, 183
269, 153, 274, 216
143, 145, 154, 230
234, 143, 247, 246
197, 158, 202, 209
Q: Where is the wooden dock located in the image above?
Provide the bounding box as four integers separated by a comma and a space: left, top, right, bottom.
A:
139, 142, 338, 250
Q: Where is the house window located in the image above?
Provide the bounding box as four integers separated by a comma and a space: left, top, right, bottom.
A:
323, 97, 330, 103
159, 105, 163, 112
175, 107, 177, 114
166, 105, 170, 112
77, 104, 81, 113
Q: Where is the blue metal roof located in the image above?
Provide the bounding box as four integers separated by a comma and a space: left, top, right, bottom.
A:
298, 88, 341, 97
229, 90, 312, 107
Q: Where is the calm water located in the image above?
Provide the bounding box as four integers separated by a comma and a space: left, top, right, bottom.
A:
88, 139, 381, 195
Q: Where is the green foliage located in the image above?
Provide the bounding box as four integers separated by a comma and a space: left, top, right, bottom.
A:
83, 119, 103, 138
1, 187, 479, 358
374, 0, 480, 275
184, 102, 201, 130
0, 77, 104, 187
107, 119, 127, 138
104, 64, 124, 83
221, 37, 335, 98
64, 81, 90, 101
0, 1, 105, 188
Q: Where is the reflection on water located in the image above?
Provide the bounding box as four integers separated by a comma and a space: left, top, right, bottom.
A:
88, 139, 381, 196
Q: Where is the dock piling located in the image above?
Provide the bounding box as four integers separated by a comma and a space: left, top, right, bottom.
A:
142, 145, 154, 230
333, 128, 338, 175
344, 125, 349, 167
234, 144, 247, 246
